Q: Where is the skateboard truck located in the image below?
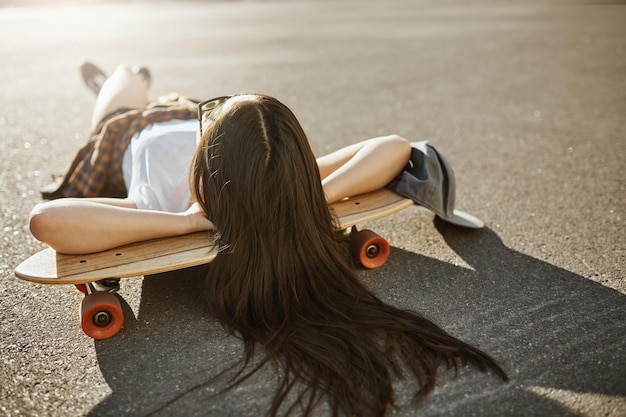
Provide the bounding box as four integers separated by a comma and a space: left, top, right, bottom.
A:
75, 278, 120, 295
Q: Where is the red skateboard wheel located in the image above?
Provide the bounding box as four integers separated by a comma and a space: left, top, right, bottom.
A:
350, 229, 390, 269
80, 292, 124, 340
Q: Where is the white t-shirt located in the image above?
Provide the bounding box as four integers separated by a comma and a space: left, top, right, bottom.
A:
122, 119, 198, 213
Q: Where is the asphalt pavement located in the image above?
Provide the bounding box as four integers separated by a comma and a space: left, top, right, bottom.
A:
1, 1, 625, 416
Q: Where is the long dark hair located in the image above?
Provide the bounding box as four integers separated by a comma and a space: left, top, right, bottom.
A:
191, 94, 507, 416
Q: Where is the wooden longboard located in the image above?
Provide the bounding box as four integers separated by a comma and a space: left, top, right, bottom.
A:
15, 188, 415, 285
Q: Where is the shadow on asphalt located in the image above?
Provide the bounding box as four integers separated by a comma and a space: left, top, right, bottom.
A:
85, 225, 626, 417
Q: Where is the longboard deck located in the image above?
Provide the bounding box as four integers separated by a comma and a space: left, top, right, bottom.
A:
16, 188, 415, 285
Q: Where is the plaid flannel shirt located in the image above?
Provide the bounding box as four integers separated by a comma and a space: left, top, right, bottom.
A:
42, 98, 198, 199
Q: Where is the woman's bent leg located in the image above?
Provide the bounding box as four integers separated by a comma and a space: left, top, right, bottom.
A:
90, 65, 149, 132
317, 135, 411, 204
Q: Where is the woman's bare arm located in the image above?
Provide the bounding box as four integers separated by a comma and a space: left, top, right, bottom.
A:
317, 135, 411, 203
29, 198, 213, 254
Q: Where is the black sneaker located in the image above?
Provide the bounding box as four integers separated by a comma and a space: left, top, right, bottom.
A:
132, 65, 152, 89
80, 61, 107, 96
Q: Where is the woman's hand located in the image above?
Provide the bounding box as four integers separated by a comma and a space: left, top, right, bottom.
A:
184, 202, 215, 232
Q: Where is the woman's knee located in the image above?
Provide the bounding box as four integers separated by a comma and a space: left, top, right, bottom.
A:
102, 65, 147, 96
381, 134, 412, 160
112, 64, 133, 74
90, 64, 149, 130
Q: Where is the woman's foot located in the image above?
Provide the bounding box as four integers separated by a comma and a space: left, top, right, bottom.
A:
79, 61, 107, 96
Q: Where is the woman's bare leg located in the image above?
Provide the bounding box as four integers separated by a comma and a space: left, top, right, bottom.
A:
90, 64, 149, 132
317, 135, 412, 204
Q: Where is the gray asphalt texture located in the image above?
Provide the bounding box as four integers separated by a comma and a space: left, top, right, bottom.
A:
1, 1, 625, 416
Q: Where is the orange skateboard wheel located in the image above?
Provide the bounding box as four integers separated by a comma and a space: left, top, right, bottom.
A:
80, 292, 124, 340
350, 229, 390, 269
